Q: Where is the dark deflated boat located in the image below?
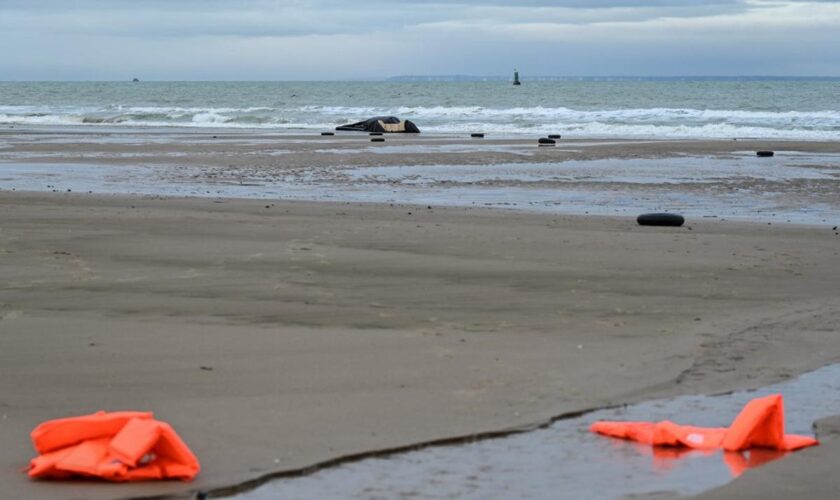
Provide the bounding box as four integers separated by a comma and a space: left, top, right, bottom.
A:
336, 116, 420, 133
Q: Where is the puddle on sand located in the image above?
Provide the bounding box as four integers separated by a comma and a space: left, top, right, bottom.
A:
235, 363, 840, 500
344, 154, 839, 185
315, 143, 536, 156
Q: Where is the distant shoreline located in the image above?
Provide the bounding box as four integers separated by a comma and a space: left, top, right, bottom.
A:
385, 75, 840, 82
2, 76, 840, 83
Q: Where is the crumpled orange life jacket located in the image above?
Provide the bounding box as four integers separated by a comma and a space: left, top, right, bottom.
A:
590, 393, 818, 451
27, 411, 200, 482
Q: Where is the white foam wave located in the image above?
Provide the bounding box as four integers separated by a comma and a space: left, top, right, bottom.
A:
1, 104, 838, 139
103, 105, 275, 114
301, 104, 840, 122
422, 121, 840, 140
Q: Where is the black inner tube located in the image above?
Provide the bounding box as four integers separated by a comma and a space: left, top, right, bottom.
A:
637, 213, 685, 227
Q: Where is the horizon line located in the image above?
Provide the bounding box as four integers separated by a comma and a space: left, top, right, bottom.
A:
2, 75, 840, 83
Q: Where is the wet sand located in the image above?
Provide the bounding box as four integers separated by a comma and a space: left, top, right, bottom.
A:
4, 128, 840, 171
4, 129, 840, 226
1, 131, 840, 499
238, 364, 840, 499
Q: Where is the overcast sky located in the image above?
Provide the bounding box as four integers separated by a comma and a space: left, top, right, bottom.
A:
1, 0, 838, 80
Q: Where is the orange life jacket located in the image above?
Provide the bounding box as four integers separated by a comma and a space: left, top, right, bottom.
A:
27, 411, 200, 482
590, 394, 817, 451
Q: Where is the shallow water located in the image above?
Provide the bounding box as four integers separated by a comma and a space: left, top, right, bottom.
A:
235, 363, 840, 500
345, 154, 837, 184
1, 153, 838, 225
315, 143, 536, 156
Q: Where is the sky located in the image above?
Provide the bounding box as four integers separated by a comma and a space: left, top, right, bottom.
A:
1, 0, 839, 80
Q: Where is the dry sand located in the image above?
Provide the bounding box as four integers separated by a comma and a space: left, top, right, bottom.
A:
1, 133, 840, 499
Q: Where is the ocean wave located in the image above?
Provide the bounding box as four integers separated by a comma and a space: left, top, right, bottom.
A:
302, 104, 840, 122
1, 104, 838, 139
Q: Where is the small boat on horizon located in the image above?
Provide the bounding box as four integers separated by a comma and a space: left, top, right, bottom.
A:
513, 69, 521, 86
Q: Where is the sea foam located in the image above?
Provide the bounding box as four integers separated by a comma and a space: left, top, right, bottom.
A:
1, 104, 838, 140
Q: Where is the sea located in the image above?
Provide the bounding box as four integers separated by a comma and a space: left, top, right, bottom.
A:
1, 79, 839, 139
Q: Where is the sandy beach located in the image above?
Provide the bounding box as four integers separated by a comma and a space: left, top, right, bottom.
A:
1, 131, 840, 499
5, 0, 840, 493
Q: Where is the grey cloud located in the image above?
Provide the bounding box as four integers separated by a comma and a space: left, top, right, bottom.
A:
0, 0, 752, 39
1, 0, 839, 79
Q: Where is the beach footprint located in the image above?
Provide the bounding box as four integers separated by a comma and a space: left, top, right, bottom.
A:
0, 309, 24, 320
